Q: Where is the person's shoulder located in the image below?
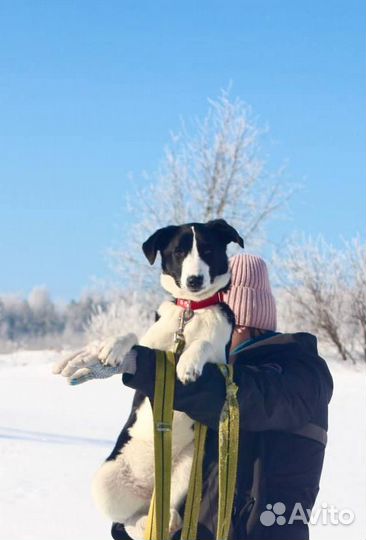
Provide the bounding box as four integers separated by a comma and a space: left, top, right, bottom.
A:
261, 332, 327, 362
267, 332, 334, 395
269, 331, 318, 350
241, 331, 324, 367
244, 331, 318, 353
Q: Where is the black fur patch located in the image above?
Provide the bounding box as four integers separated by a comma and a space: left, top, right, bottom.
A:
106, 390, 146, 462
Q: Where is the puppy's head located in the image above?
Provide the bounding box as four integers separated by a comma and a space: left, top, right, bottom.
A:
142, 219, 244, 300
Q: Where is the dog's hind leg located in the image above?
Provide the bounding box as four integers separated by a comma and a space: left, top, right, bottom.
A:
91, 454, 150, 524
168, 441, 194, 535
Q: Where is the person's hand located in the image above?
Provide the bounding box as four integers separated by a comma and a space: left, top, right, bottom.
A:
52, 333, 138, 385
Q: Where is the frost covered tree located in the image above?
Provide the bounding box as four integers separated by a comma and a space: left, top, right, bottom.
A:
112, 89, 295, 289
344, 237, 366, 362
0, 294, 33, 344
86, 290, 159, 343
0, 288, 110, 350
273, 234, 366, 363
63, 293, 108, 335
28, 286, 61, 337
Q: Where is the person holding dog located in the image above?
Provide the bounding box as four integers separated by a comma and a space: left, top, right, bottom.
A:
55, 251, 333, 539
109, 253, 333, 540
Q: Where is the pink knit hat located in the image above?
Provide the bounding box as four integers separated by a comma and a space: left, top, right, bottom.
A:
222, 254, 277, 331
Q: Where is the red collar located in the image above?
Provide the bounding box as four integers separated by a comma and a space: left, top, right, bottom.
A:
176, 292, 223, 311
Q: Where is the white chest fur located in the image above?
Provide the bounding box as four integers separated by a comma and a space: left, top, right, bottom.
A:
139, 300, 232, 362
132, 299, 232, 451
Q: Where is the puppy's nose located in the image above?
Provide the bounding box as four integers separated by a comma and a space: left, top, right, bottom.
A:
186, 275, 204, 290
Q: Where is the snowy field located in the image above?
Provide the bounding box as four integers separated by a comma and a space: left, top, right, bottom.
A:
0, 350, 365, 540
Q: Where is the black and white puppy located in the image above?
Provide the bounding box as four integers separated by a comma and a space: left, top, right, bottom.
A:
92, 219, 243, 539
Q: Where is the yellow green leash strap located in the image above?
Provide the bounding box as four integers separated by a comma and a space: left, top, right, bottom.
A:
180, 421, 208, 540
144, 350, 239, 540
144, 490, 156, 540
216, 363, 240, 540
181, 364, 240, 540
144, 350, 176, 540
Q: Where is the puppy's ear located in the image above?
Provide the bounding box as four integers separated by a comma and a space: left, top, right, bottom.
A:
206, 219, 244, 248
142, 225, 178, 265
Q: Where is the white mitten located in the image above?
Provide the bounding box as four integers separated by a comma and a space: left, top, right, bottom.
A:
52, 333, 138, 385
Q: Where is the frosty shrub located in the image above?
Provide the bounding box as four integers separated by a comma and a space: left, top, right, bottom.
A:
273, 235, 366, 363
85, 290, 161, 343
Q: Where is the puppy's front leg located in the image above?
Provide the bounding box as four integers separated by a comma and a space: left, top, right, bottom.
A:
176, 340, 215, 384
139, 319, 174, 351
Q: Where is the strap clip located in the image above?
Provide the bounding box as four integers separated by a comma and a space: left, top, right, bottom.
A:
156, 422, 172, 432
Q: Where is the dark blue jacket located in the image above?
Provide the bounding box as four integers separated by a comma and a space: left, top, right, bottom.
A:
110, 332, 333, 540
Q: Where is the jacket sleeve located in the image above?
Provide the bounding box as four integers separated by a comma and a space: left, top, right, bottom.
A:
122, 344, 330, 432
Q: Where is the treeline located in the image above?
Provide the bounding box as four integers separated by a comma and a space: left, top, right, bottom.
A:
0, 287, 108, 351
1, 235, 364, 365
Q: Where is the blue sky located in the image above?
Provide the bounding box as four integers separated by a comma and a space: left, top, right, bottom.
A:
0, 1, 364, 300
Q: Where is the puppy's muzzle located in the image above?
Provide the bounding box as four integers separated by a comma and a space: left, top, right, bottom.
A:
186, 274, 204, 291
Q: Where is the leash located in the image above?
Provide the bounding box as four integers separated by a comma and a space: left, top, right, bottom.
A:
181, 364, 239, 540
180, 421, 207, 540
216, 364, 240, 540
144, 303, 193, 540
144, 301, 240, 540
144, 349, 176, 540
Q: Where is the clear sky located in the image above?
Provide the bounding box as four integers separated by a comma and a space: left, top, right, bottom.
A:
0, 1, 364, 300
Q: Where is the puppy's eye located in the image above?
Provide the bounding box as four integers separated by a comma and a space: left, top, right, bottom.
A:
203, 248, 213, 255
174, 248, 184, 256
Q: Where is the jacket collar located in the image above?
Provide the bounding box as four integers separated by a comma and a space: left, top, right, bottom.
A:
230, 331, 280, 357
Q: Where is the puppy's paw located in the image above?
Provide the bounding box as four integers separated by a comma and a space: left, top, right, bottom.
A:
129, 513, 149, 539
126, 508, 182, 538
169, 507, 182, 535
99, 333, 138, 367
176, 350, 205, 384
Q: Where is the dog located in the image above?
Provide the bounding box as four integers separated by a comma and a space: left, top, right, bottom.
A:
91, 218, 243, 539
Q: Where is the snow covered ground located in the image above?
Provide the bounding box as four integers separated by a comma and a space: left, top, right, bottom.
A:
0, 350, 365, 540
